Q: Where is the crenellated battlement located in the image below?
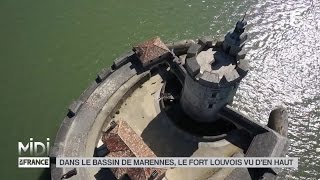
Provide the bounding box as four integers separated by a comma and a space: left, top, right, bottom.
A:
179, 20, 250, 122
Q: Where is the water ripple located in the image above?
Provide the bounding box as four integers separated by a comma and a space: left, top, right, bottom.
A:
232, 0, 320, 179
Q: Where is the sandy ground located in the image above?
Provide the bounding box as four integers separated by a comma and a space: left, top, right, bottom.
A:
94, 74, 241, 180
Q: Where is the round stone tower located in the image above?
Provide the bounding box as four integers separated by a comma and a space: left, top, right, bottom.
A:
180, 20, 249, 122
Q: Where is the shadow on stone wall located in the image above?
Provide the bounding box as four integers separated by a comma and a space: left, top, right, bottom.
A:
141, 112, 198, 157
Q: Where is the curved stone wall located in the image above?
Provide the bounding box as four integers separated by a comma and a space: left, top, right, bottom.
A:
49, 39, 195, 180
180, 74, 238, 122
179, 33, 249, 122
49, 37, 289, 180
50, 58, 150, 179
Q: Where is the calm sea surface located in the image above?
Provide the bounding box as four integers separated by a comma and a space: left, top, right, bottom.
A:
0, 0, 319, 179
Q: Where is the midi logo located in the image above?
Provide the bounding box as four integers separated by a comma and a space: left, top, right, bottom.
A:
18, 138, 50, 168
18, 138, 50, 156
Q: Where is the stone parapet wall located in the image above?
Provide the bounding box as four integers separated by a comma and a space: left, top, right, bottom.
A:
183, 38, 249, 88
50, 59, 150, 179
180, 74, 237, 122
179, 34, 249, 122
